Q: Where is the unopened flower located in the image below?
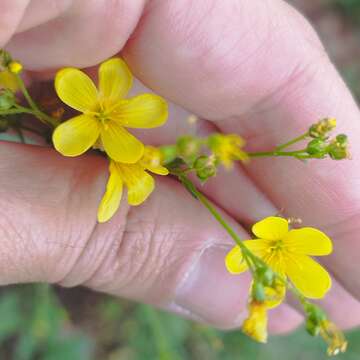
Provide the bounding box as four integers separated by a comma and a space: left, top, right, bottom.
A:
208, 134, 249, 169
53, 58, 168, 163
328, 134, 351, 160
176, 135, 201, 164
8, 61, 23, 74
194, 155, 217, 181
225, 216, 333, 300
309, 118, 337, 138
242, 301, 268, 343
0, 70, 18, 92
98, 146, 169, 222
0, 89, 16, 110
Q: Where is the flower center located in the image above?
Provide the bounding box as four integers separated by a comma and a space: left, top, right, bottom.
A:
268, 239, 284, 253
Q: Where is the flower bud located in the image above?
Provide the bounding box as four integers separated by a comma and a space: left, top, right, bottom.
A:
252, 282, 266, 302
0, 50, 12, 68
306, 138, 327, 156
194, 155, 217, 181
328, 134, 350, 160
8, 61, 23, 74
0, 89, 15, 110
309, 118, 337, 138
257, 267, 275, 287
176, 135, 201, 164
305, 318, 320, 337
160, 145, 177, 165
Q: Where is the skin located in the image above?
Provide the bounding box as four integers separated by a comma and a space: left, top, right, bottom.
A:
1, 0, 360, 334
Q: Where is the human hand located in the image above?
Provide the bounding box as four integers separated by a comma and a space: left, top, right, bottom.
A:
1, 0, 360, 334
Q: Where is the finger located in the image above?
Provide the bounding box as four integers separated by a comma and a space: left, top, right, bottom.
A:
6, 0, 146, 69
15, 0, 72, 33
0, 140, 256, 328
0, 0, 29, 46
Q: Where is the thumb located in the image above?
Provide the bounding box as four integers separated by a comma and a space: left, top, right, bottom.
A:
0, 140, 258, 329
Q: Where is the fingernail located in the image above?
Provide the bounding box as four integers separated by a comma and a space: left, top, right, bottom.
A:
174, 245, 251, 328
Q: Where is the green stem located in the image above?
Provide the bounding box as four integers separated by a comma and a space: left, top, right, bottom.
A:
15, 74, 59, 128
275, 132, 309, 151
248, 149, 308, 158
178, 174, 259, 272
0, 108, 31, 115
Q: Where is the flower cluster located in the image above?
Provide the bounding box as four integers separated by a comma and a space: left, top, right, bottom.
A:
51, 58, 169, 221
306, 118, 350, 160
162, 133, 249, 183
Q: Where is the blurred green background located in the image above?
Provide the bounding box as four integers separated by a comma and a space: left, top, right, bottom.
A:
1, 1, 360, 359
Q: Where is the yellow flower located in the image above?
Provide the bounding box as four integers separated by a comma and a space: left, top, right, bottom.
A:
98, 146, 169, 222
226, 216, 332, 300
208, 134, 249, 169
242, 301, 268, 343
53, 58, 168, 163
0, 70, 18, 92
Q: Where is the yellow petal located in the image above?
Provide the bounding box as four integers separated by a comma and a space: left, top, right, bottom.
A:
117, 164, 155, 206
225, 240, 269, 274
101, 122, 144, 163
97, 161, 123, 223
98, 58, 133, 106
53, 114, 100, 157
284, 228, 333, 256
286, 255, 332, 298
110, 94, 168, 128
55, 68, 98, 112
147, 165, 169, 176
252, 216, 289, 240
0, 70, 18, 92
225, 246, 248, 274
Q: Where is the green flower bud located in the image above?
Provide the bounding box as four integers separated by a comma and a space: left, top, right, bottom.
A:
0, 49, 12, 68
252, 282, 266, 302
176, 135, 201, 164
328, 134, 350, 160
0, 89, 15, 110
262, 269, 275, 287
335, 134, 348, 145
306, 318, 320, 337
194, 155, 217, 181
306, 138, 327, 155
160, 145, 177, 165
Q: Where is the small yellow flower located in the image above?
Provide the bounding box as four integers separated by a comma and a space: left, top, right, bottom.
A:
226, 216, 332, 300
208, 134, 249, 169
98, 146, 169, 222
0, 70, 18, 92
53, 58, 168, 163
242, 301, 268, 343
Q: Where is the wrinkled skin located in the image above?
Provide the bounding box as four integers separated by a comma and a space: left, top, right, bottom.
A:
1, 0, 360, 333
